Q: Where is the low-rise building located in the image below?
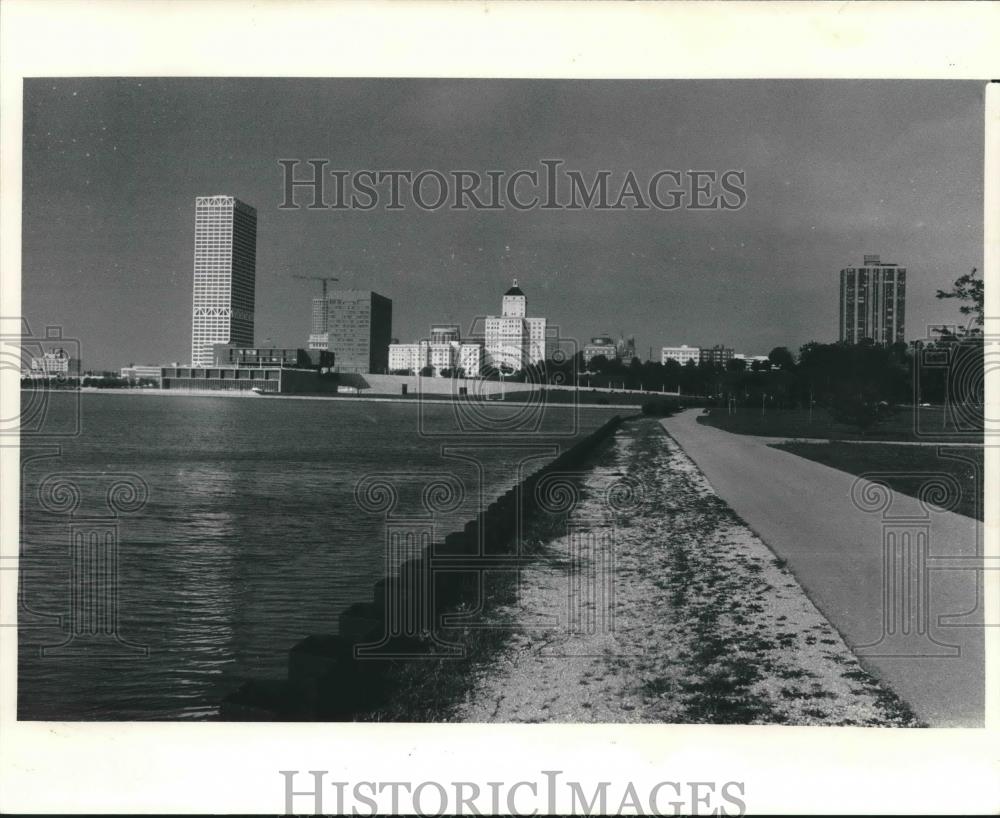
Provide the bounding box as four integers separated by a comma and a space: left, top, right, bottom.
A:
389, 338, 484, 377
120, 365, 164, 383
661, 345, 701, 366
699, 345, 735, 367
160, 365, 338, 394
733, 353, 771, 368
582, 335, 619, 366
388, 341, 430, 374
27, 349, 79, 377
211, 344, 334, 370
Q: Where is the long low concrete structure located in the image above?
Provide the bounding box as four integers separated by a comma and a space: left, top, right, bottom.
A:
661, 410, 984, 727
160, 366, 339, 394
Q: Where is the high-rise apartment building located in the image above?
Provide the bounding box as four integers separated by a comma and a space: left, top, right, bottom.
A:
484, 279, 548, 371
839, 254, 906, 345
309, 290, 392, 373
190, 196, 257, 366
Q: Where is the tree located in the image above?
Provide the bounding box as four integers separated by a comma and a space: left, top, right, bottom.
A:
588, 354, 609, 372
419, 365, 434, 377
936, 267, 983, 328
768, 346, 795, 371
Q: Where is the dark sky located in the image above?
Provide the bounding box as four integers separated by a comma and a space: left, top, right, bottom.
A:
22, 79, 984, 370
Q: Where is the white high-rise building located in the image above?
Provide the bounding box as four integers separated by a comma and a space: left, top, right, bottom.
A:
190, 196, 257, 367
484, 279, 548, 371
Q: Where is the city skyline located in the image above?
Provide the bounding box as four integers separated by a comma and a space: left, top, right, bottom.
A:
21, 79, 984, 369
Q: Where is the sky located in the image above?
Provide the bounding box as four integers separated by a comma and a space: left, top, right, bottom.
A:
21, 79, 984, 370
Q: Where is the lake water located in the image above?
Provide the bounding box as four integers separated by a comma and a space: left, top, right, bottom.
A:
18, 392, 620, 720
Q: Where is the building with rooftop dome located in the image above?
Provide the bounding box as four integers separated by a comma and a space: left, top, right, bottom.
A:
484, 279, 548, 371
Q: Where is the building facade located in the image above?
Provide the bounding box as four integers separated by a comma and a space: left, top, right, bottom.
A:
484, 279, 548, 371
160, 365, 338, 394
388, 341, 429, 373
309, 290, 392, 373
583, 335, 619, 366
190, 195, 257, 367
120, 364, 162, 383
617, 335, 637, 362
28, 348, 79, 377
429, 343, 454, 372
458, 342, 483, 376
839, 254, 907, 345
211, 344, 334, 370
699, 345, 735, 367
661, 345, 701, 366
388, 339, 484, 376
430, 324, 461, 344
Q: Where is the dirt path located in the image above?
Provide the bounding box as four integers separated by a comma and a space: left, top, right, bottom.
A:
452, 418, 918, 725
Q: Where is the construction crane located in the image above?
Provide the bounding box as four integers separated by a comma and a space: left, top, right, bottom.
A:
292, 275, 340, 299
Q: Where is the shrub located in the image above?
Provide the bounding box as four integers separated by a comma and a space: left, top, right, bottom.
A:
642, 398, 683, 417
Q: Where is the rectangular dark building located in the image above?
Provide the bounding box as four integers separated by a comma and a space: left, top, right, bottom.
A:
699, 345, 735, 367
308, 290, 392, 374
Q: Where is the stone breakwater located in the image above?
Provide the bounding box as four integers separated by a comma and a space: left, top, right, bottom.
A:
220, 414, 626, 720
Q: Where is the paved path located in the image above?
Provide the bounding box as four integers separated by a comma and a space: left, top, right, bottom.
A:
661, 411, 984, 727
752, 435, 983, 448
454, 420, 917, 726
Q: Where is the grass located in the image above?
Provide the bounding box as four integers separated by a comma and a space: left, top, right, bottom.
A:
698, 406, 982, 443
772, 441, 983, 520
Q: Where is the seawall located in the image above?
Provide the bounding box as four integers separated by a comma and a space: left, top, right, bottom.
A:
220, 413, 626, 720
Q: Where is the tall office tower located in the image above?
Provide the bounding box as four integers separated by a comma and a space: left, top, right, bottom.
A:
839, 254, 907, 345
309, 290, 392, 373
190, 196, 257, 366
484, 279, 548, 371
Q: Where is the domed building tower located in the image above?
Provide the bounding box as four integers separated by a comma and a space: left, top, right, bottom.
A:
502, 278, 527, 318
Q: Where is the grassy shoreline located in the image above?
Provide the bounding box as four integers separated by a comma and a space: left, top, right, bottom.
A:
698, 406, 982, 444
772, 441, 983, 521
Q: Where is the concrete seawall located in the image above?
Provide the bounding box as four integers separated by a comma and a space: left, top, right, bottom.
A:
220, 414, 626, 720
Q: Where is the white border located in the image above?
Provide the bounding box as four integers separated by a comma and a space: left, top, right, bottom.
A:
1, 1, 997, 814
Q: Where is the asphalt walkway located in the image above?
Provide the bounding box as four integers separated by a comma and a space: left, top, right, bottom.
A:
660, 410, 984, 726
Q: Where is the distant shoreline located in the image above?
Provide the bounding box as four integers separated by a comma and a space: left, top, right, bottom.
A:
32, 387, 643, 410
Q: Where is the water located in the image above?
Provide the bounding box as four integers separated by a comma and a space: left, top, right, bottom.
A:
18, 392, 620, 720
